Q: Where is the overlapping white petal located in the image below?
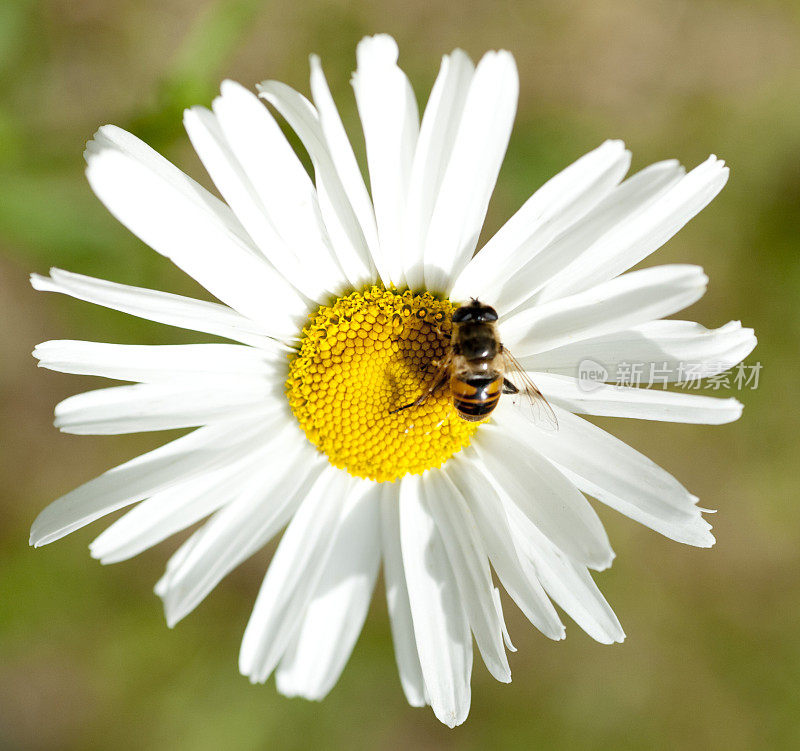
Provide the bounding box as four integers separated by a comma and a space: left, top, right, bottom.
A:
53, 377, 280, 435
84, 126, 307, 336
502, 499, 625, 644
83, 123, 251, 243
445, 456, 565, 640
475, 423, 614, 570
183, 95, 344, 303
399, 475, 472, 728
352, 35, 419, 287
501, 264, 708, 357
89, 449, 271, 564
424, 471, 511, 683
470, 158, 688, 315
213, 81, 341, 279
275, 483, 381, 700
158, 436, 324, 626
309, 55, 381, 261
31, 269, 286, 349
450, 139, 633, 307
537, 155, 729, 302
494, 403, 714, 546
521, 319, 756, 382
380, 484, 427, 707
257, 81, 376, 288
34, 341, 280, 383
30, 419, 270, 546
534, 373, 743, 424
404, 49, 474, 290
239, 470, 356, 684
423, 50, 519, 293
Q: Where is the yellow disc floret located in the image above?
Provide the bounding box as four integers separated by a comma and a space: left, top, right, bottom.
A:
287, 287, 479, 482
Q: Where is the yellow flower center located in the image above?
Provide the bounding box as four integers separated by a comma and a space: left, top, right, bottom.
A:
286, 287, 479, 482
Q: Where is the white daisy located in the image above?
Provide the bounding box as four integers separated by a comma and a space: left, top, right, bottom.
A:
30, 35, 755, 727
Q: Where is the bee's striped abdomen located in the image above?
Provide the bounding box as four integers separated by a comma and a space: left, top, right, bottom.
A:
450, 373, 503, 422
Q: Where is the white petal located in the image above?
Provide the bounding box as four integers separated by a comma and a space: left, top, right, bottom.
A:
494, 402, 714, 546
503, 500, 625, 644
89, 444, 271, 564
521, 319, 757, 381
30, 419, 268, 547
53, 377, 279, 435
91, 480, 229, 566
85, 126, 307, 336
538, 155, 730, 301
34, 341, 279, 383
352, 34, 420, 287
159, 438, 323, 626
183, 103, 344, 303
499, 160, 685, 314
474, 423, 614, 570
31, 269, 285, 349
501, 264, 708, 357
380, 483, 427, 708
492, 588, 516, 652
183, 105, 304, 295
399, 475, 472, 728
257, 81, 375, 288
404, 49, 474, 291
83, 123, 251, 244
476, 158, 687, 316
239, 469, 355, 683
276, 483, 381, 700
445, 456, 565, 640
534, 372, 743, 424
423, 51, 519, 293
214, 81, 336, 262
424, 471, 511, 682
450, 139, 632, 306
309, 55, 381, 262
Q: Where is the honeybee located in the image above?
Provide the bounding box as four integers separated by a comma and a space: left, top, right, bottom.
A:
391, 299, 558, 428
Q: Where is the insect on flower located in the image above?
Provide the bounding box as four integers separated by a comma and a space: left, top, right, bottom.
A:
392, 298, 558, 427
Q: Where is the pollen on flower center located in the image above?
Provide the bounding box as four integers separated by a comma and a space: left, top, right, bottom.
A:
286, 287, 480, 482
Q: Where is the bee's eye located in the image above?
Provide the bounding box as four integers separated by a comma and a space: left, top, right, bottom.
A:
453, 301, 497, 323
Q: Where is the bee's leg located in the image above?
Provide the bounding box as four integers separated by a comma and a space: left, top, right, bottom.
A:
502, 378, 519, 395
389, 375, 448, 414
390, 352, 453, 415
390, 373, 449, 414
420, 358, 440, 374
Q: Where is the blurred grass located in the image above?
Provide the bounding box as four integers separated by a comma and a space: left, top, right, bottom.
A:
1, 0, 799, 749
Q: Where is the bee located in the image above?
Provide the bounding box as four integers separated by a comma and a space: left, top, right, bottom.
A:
391, 299, 558, 428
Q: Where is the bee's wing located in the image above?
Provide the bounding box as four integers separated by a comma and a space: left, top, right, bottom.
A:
501, 348, 559, 431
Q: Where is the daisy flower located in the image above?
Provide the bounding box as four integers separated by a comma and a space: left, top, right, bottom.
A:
30, 35, 755, 727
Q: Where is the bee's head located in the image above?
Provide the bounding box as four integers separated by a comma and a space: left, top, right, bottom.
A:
452, 299, 499, 324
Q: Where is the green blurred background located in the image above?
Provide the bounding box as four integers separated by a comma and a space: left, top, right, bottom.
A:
1, 0, 798, 748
